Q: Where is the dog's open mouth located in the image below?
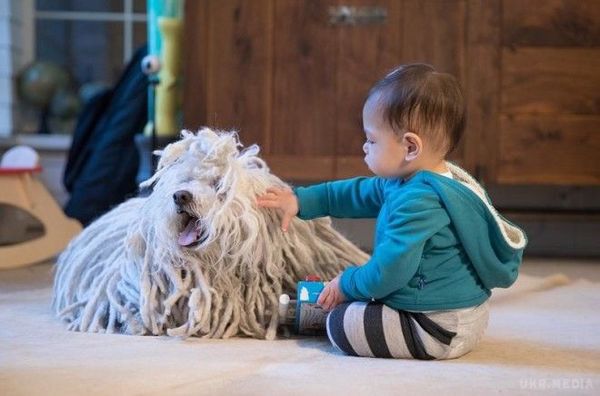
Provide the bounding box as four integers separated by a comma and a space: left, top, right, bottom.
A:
178, 213, 207, 247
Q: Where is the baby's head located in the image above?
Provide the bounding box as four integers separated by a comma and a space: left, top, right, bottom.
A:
362, 63, 465, 178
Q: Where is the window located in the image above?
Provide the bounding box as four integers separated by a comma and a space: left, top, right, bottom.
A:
18, 0, 147, 135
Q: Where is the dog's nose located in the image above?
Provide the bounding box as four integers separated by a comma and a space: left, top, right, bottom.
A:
173, 190, 192, 206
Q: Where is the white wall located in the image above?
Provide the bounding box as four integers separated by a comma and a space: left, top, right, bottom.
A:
0, 0, 34, 137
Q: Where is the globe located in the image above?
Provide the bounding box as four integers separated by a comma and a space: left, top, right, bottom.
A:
50, 89, 81, 119
17, 61, 78, 134
18, 61, 70, 108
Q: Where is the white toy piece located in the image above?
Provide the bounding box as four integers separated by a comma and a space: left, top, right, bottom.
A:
0, 145, 39, 168
0, 145, 82, 269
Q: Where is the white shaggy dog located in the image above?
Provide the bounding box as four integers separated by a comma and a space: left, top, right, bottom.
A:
53, 128, 369, 340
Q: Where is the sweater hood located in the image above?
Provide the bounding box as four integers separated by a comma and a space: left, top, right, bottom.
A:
421, 162, 528, 289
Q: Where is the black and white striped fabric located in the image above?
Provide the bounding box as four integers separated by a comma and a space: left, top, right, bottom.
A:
326, 301, 489, 360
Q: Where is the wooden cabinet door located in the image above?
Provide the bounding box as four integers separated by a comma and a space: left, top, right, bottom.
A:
495, 0, 600, 185
183, 0, 469, 181
335, 0, 468, 178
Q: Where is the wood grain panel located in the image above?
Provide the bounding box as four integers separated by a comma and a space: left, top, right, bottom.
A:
263, 155, 335, 181
502, 48, 600, 115
402, 0, 467, 162
498, 115, 600, 185
463, 0, 501, 182
335, 0, 403, 161
271, 0, 337, 162
183, 0, 600, 188
202, 1, 271, 148
183, 0, 209, 129
503, 0, 600, 47
335, 156, 371, 179
402, 0, 467, 85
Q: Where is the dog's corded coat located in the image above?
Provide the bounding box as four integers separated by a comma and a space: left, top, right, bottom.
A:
53, 129, 369, 339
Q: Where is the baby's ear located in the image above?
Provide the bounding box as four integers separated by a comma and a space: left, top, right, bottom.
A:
402, 132, 422, 161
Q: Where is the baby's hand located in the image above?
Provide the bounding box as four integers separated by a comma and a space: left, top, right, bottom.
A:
317, 274, 346, 311
256, 187, 299, 232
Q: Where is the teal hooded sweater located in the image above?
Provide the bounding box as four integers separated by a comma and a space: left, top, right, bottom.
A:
294, 163, 527, 311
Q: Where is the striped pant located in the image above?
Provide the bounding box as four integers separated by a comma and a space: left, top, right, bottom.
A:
326, 301, 489, 360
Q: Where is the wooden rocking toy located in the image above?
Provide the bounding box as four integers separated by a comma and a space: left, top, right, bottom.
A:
0, 146, 81, 269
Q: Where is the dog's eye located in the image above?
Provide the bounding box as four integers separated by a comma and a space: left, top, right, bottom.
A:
210, 177, 222, 190
247, 159, 263, 169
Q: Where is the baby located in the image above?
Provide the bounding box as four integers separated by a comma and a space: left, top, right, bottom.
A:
257, 64, 527, 360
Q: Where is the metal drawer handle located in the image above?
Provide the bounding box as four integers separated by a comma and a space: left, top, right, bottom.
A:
329, 5, 387, 26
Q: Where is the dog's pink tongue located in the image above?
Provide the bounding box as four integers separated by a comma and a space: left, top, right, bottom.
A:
178, 220, 200, 246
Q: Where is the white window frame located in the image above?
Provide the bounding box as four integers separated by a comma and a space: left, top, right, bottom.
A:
0, 0, 34, 137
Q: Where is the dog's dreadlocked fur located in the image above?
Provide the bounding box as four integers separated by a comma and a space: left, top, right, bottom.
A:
53, 128, 369, 340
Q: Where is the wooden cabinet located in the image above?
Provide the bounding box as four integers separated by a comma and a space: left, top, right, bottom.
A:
183, 0, 600, 187
496, 0, 600, 185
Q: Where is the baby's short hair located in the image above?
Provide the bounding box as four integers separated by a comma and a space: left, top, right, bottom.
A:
368, 64, 466, 155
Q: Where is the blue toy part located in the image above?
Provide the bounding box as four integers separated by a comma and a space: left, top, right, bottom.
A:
295, 280, 328, 335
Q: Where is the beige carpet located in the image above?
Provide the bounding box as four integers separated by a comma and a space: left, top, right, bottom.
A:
1, 260, 599, 396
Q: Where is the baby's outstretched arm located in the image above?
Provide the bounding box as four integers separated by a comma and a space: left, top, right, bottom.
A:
256, 187, 299, 232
